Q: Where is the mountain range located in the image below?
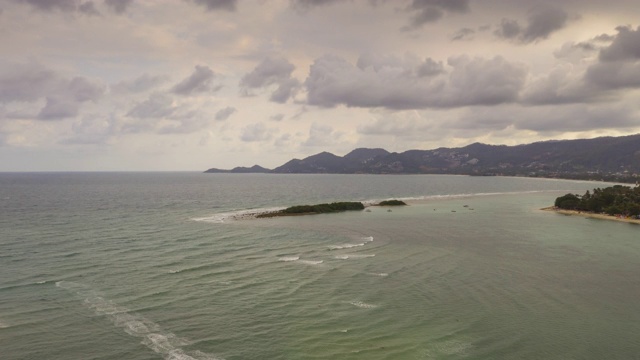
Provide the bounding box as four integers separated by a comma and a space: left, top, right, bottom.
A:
205, 134, 640, 182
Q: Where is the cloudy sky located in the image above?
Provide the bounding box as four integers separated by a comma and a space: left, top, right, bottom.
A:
1, 0, 639, 171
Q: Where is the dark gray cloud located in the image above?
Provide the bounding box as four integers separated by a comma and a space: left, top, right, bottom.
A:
0, 63, 58, 103
215, 106, 236, 121
586, 26, 640, 90
451, 27, 475, 41
127, 93, 176, 119
78, 1, 100, 15
495, 6, 568, 43
14, 0, 104, 15
416, 58, 445, 76
171, 65, 218, 96
585, 62, 640, 90
405, 0, 470, 30
0, 63, 103, 119
38, 96, 79, 120
292, 0, 342, 8
305, 54, 527, 109
112, 74, 168, 94
68, 77, 104, 102
495, 19, 521, 40
13, 0, 134, 15
240, 57, 300, 103
17, 0, 77, 12
190, 0, 236, 11
104, 0, 133, 14
270, 113, 285, 121
598, 25, 640, 62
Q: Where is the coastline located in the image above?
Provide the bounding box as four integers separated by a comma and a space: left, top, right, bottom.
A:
541, 207, 640, 225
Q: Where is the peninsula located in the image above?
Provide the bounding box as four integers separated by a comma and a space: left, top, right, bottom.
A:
546, 185, 640, 224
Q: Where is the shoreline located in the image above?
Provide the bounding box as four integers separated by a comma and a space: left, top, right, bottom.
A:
541, 207, 640, 225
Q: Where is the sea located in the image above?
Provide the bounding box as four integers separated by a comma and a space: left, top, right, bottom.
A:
1, 173, 639, 360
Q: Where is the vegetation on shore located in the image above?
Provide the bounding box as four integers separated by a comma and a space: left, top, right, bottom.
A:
554, 185, 640, 217
257, 202, 365, 218
377, 200, 407, 206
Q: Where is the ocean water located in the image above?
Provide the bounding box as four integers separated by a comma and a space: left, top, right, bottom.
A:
1, 173, 639, 360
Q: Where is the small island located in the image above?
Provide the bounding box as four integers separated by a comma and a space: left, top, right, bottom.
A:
545, 185, 640, 224
257, 202, 365, 218
254, 199, 408, 218
376, 200, 407, 206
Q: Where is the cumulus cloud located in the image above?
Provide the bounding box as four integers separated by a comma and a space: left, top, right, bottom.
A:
356, 110, 451, 142
240, 122, 274, 142
553, 41, 598, 61
521, 64, 594, 105
240, 57, 300, 103
104, 0, 133, 14
495, 6, 568, 43
404, 0, 470, 30
305, 53, 527, 109
62, 114, 116, 145
189, 0, 236, 11
171, 65, 218, 96
215, 106, 236, 121
302, 123, 338, 147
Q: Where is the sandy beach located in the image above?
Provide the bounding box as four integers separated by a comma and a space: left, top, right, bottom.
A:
541, 207, 640, 225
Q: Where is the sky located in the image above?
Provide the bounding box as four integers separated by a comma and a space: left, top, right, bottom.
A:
0, 0, 639, 171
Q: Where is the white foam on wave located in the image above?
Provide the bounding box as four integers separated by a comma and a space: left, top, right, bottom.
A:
0, 320, 8, 328
168, 269, 181, 274
349, 301, 378, 309
278, 256, 300, 262
328, 243, 365, 250
191, 207, 284, 224
349, 254, 375, 259
56, 281, 224, 360
368, 272, 388, 277
35, 280, 47, 284
298, 260, 324, 266
335, 254, 375, 260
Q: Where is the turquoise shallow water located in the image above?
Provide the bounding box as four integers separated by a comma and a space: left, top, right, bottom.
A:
1, 173, 639, 359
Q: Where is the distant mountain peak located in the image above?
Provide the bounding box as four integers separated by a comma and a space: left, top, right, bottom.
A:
206, 134, 640, 182
344, 148, 390, 162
